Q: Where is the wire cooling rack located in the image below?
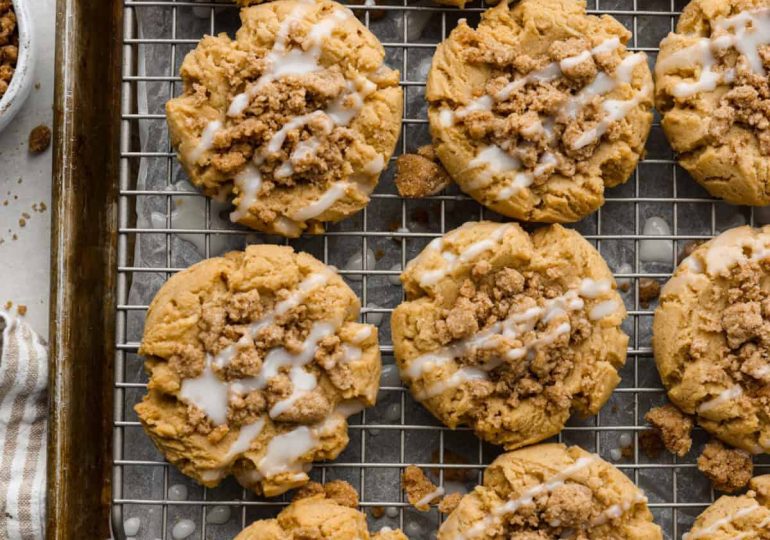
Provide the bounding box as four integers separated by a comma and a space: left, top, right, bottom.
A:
113, 1, 770, 539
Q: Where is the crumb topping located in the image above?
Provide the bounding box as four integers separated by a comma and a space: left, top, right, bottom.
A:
645, 404, 693, 457
691, 260, 770, 409
697, 439, 753, 493
0, 0, 17, 99
421, 265, 594, 415
395, 147, 452, 198
175, 274, 362, 434
443, 23, 648, 189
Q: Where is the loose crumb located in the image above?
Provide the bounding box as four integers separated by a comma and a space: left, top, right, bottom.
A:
645, 404, 693, 457
395, 148, 452, 198
638, 278, 661, 308
697, 439, 753, 493
370, 505, 385, 519
438, 492, 462, 515
402, 465, 440, 511
28, 125, 51, 154
638, 429, 664, 459
0, 0, 17, 99
17, 304, 26, 316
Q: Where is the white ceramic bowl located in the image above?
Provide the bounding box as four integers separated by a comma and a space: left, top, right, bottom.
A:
0, 0, 34, 133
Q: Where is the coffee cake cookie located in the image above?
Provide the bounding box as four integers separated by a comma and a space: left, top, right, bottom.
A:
438, 443, 662, 539
654, 226, 770, 454
683, 475, 770, 539
134, 245, 381, 496
656, 0, 770, 206
391, 221, 628, 449
426, 0, 653, 223
235, 490, 408, 540
167, 0, 402, 237
236, 481, 408, 540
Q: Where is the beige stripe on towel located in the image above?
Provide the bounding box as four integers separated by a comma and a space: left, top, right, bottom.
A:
0, 313, 48, 540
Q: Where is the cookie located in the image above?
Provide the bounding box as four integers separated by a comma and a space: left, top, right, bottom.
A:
134, 245, 381, 496
438, 443, 662, 539
167, 0, 403, 237
426, 0, 653, 223
655, 0, 770, 206
683, 475, 770, 539
391, 221, 628, 449
654, 226, 770, 454
235, 492, 409, 540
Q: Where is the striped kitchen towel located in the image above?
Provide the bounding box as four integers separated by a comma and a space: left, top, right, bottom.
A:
0, 311, 47, 540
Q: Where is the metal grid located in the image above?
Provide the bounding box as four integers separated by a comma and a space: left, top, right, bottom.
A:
112, 1, 770, 539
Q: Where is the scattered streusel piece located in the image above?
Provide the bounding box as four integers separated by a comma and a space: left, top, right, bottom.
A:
402, 465, 442, 511
645, 404, 693, 457
697, 439, 753, 493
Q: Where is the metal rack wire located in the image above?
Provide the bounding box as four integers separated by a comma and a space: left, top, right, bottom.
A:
113, 1, 770, 539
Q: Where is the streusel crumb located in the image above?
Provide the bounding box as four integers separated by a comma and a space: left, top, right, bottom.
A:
395, 150, 452, 198
403, 465, 440, 511
0, 0, 17, 99
697, 439, 753, 493
645, 404, 693, 457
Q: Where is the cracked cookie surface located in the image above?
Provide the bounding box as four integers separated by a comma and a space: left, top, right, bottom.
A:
135, 245, 380, 496
655, 0, 770, 206
654, 226, 770, 454
391, 221, 628, 450
683, 475, 770, 539
235, 490, 408, 539
437, 443, 662, 539
426, 0, 653, 223
167, 0, 402, 237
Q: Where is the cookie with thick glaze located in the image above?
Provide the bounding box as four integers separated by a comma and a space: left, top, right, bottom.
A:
135, 245, 380, 496
683, 475, 770, 539
426, 0, 653, 223
654, 226, 770, 454
655, 0, 770, 206
391, 221, 628, 450
438, 443, 662, 539
167, 0, 402, 237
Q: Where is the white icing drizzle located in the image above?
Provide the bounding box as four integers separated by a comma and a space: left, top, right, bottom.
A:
405, 284, 605, 400
188, 120, 223, 164
455, 455, 599, 540
224, 417, 266, 460
682, 502, 761, 540
291, 181, 351, 221
268, 366, 318, 418
591, 493, 648, 526
415, 486, 445, 508
579, 278, 612, 298
230, 164, 263, 222
179, 359, 230, 425
658, 8, 770, 98
415, 223, 513, 287
698, 385, 743, 414
447, 36, 647, 196
588, 299, 620, 321
352, 325, 373, 344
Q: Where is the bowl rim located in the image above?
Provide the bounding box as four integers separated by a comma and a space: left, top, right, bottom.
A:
0, 0, 34, 115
